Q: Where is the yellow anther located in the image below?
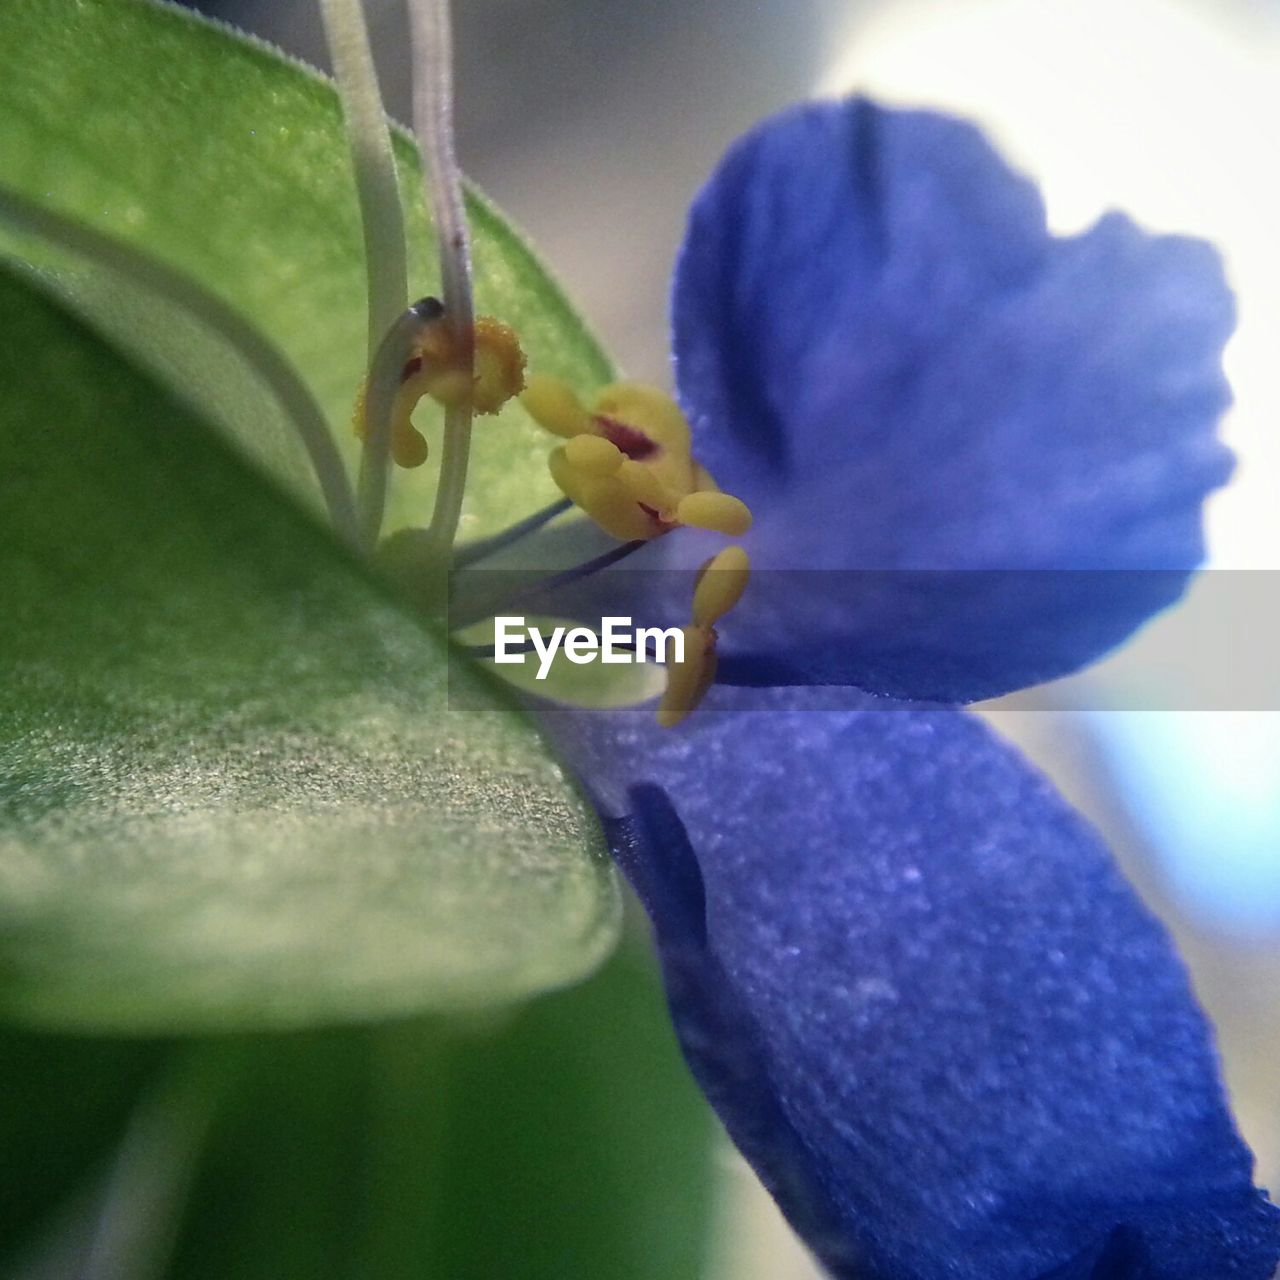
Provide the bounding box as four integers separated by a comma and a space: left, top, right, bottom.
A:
564, 433, 625, 476
412, 316, 525, 415
657, 625, 719, 728
580, 481, 656, 541
691, 463, 719, 494
549, 448, 659, 541
656, 547, 751, 728
692, 546, 750, 628
521, 375, 594, 438
617, 458, 679, 516
415, 367, 472, 409
470, 316, 527, 415
406, 315, 467, 409
676, 490, 753, 536
594, 383, 692, 453
520, 374, 753, 544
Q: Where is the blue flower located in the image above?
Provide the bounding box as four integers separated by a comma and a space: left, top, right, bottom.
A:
535, 99, 1280, 1278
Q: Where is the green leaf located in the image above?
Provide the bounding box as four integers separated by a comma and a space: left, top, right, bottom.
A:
165, 943, 716, 1280
0, 0, 616, 539
0, 264, 619, 1031
3, 944, 716, 1280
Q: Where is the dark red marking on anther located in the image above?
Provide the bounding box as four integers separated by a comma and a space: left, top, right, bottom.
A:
597, 415, 660, 461
638, 502, 677, 533
401, 355, 424, 382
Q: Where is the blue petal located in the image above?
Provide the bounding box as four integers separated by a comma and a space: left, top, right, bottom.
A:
671, 98, 1234, 701
540, 690, 1280, 1280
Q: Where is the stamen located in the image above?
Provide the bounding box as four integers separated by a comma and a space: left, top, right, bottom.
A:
470, 317, 527, 414
409, 0, 476, 566
657, 626, 718, 729
452, 497, 573, 569
676, 490, 752, 536
547, 451, 669, 541
449, 539, 646, 633
618, 460, 676, 515
521, 375, 594, 438
656, 545, 751, 728
321, 0, 412, 548
564, 434, 625, 475
520, 375, 753, 546
597, 416, 660, 460
692, 544, 751, 625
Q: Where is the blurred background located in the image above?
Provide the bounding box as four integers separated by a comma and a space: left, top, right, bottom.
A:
10, 0, 1278, 1275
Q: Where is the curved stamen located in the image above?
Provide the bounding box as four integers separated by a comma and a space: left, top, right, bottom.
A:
321, 0, 413, 550
409, 0, 477, 566
319, 0, 408, 360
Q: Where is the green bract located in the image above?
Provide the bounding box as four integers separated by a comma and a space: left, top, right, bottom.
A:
0, 0, 613, 534
0, 0, 624, 1030
0, 943, 718, 1280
